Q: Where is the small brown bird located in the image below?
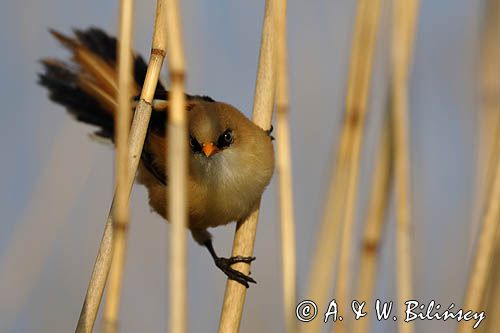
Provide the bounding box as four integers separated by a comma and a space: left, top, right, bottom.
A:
39, 27, 274, 287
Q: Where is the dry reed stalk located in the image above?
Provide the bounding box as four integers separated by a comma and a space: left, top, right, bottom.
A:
75, 1, 168, 331
275, 0, 297, 332
305, 1, 383, 330
164, 0, 188, 332
391, 1, 419, 332
479, 0, 500, 330
333, 1, 383, 331
468, 0, 500, 332
457, 133, 500, 333
353, 118, 392, 333
310, 0, 380, 332
101, 0, 135, 332
470, 0, 500, 246
482, 226, 500, 333
305, 149, 349, 332
218, 0, 276, 331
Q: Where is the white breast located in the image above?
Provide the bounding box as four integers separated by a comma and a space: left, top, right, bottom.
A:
188, 148, 272, 229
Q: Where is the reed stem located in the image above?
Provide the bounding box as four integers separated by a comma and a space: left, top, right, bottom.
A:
275, 0, 297, 331
457, 131, 500, 333
305, 3, 383, 331
463, 0, 500, 332
164, 0, 188, 332
101, 0, 135, 331
75, 1, 168, 331
354, 117, 392, 333
391, 1, 419, 332
218, 0, 277, 331
478, 0, 500, 331
333, 1, 383, 331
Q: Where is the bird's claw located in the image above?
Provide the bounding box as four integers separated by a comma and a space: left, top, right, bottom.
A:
214, 256, 256, 288
265, 125, 275, 140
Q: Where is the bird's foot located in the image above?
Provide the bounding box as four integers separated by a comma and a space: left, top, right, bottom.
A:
214, 255, 256, 288
203, 239, 257, 288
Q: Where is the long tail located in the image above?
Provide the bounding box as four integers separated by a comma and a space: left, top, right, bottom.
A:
38, 27, 165, 140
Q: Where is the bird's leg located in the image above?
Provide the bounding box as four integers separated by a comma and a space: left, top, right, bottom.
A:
203, 239, 256, 288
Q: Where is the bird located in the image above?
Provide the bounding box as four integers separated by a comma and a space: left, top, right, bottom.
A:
38, 27, 275, 288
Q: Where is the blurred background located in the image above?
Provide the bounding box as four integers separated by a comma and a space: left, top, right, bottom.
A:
0, 0, 495, 332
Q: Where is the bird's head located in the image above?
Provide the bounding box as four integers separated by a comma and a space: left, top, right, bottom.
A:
187, 101, 274, 184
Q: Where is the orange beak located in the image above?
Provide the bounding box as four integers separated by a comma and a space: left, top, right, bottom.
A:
202, 142, 219, 157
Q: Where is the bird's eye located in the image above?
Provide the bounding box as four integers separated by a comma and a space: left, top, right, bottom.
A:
217, 129, 233, 148
223, 131, 233, 143
189, 136, 202, 153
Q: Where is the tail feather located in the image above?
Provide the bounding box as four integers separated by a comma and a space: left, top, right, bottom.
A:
72, 27, 150, 86
39, 27, 165, 140
39, 27, 215, 141
73, 28, 118, 64
50, 29, 122, 106
39, 58, 115, 139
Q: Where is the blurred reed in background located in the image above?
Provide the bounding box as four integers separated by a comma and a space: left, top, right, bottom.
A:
0, 0, 497, 332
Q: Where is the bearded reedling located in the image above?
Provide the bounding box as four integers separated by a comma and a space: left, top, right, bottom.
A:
39, 28, 275, 287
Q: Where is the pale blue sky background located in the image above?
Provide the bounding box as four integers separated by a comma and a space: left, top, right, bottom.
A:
0, 0, 489, 332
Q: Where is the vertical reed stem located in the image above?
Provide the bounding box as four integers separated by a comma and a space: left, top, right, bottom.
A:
164, 0, 188, 332
354, 117, 392, 333
333, 1, 382, 332
218, 0, 277, 331
75, 1, 168, 331
471, 0, 500, 244
305, 1, 382, 331
275, 0, 297, 332
478, 0, 500, 331
461, 0, 500, 332
457, 134, 500, 333
391, 1, 419, 332
101, 0, 135, 332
